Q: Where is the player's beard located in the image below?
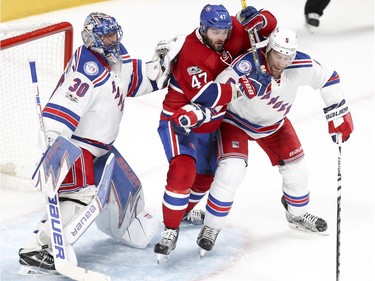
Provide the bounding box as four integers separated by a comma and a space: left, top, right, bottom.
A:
202, 34, 225, 52
269, 65, 283, 78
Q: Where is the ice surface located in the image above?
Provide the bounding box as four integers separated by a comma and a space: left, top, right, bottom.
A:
1, 0, 374, 280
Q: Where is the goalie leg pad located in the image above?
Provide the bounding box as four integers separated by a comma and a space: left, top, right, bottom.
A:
60, 188, 101, 245
121, 209, 162, 249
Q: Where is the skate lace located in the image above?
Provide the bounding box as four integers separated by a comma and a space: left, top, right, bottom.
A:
37, 250, 54, 265
186, 210, 204, 223
201, 226, 219, 242
300, 213, 318, 227
161, 229, 178, 246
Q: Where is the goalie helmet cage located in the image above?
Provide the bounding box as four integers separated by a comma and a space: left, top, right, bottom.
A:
0, 22, 73, 187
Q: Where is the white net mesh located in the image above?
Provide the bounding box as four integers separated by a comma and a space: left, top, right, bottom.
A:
0, 22, 71, 181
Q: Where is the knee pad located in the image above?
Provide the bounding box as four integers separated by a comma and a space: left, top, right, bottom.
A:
279, 158, 309, 195
211, 158, 247, 198
167, 155, 196, 193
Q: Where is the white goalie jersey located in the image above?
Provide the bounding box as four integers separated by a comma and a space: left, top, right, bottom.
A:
42, 43, 158, 157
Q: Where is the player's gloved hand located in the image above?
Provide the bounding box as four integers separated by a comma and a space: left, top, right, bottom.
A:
236, 6, 264, 31
237, 70, 271, 99
171, 103, 211, 135
146, 35, 186, 90
323, 99, 353, 143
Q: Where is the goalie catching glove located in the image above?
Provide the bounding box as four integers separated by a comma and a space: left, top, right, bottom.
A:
323, 99, 353, 143
237, 70, 271, 99
171, 103, 212, 136
146, 35, 186, 89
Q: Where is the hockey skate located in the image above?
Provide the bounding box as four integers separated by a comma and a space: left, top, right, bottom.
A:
196, 225, 220, 257
18, 247, 56, 276
281, 196, 328, 235
183, 209, 205, 225
154, 227, 179, 263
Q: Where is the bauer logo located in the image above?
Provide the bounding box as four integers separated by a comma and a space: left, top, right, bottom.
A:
84, 61, 99, 76
48, 195, 66, 260
236, 60, 252, 74
70, 204, 97, 238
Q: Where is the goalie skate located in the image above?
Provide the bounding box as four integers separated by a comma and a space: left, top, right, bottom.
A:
281, 196, 328, 235
154, 227, 179, 263
18, 247, 60, 276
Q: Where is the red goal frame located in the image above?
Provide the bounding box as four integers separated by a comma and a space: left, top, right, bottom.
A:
1, 22, 73, 67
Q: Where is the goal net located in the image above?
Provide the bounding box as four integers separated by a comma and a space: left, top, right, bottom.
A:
0, 22, 73, 188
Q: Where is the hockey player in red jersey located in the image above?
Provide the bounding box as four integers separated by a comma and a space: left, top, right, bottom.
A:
196, 27, 354, 255
153, 4, 277, 262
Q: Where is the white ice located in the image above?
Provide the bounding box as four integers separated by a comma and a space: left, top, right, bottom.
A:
1, 0, 374, 280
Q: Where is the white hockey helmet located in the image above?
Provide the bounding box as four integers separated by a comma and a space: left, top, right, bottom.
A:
266, 27, 298, 60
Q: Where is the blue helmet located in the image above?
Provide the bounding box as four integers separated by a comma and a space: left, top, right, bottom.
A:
199, 4, 232, 34
81, 12, 123, 64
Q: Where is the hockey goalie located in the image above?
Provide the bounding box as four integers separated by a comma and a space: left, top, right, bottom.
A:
17, 12, 166, 276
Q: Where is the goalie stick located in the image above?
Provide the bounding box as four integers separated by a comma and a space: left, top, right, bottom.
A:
29, 60, 112, 281
241, 0, 265, 74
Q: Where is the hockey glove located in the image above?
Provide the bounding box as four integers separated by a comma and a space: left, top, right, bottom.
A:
238, 71, 271, 99
323, 99, 353, 143
171, 103, 212, 136
146, 35, 186, 90
236, 6, 264, 31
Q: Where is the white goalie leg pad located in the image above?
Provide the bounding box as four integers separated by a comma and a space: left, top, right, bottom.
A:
205, 158, 247, 230
279, 157, 309, 216
96, 188, 161, 248
59, 185, 101, 245
121, 209, 162, 249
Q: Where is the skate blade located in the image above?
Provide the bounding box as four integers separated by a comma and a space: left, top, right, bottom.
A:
156, 253, 170, 264
18, 265, 61, 277
288, 223, 329, 236
199, 248, 207, 258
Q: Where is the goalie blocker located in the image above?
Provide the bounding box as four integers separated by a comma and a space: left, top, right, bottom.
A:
19, 138, 161, 275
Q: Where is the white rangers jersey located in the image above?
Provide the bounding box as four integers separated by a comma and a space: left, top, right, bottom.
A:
215, 50, 345, 139
42, 44, 157, 157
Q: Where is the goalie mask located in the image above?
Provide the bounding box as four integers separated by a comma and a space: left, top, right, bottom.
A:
81, 12, 123, 65
266, 27, 298, 62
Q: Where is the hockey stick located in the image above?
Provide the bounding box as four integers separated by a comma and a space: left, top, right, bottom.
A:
29, 60, 111, 281
336, 133, 342, 281
241, 0, 264, 74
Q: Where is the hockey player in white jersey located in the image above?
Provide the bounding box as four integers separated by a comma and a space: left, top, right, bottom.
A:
18, 12, 171, 274
196, 27, 354, 254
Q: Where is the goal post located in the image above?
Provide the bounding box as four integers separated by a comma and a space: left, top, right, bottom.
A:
0, 22, 73, 187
